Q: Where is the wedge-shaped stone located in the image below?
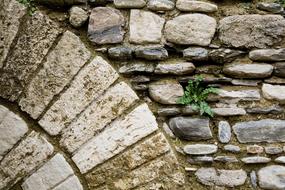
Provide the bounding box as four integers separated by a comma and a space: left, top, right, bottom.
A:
19, 31, 91, 119
233, 119, 285, 143
0, 111, 28, 157
72, 103, 158, 173
0, 132, 54, 186
85, 133, 170, 188
39, 56, 118, 136
21, 154, 74, 190
60, 82, 138, 153
53, 175, 83, 190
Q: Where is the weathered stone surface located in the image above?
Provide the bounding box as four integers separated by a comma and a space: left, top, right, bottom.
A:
257, 3, 284, 13
209, 48, 245, 64
188, 156, 214, 164
242, 156, 271, 164
218, 121, 231, 143
233, 79, 259, 87
214, 156, 238, 163
195, 168, 247, 187
250, 171, 258, 189
162, 123, 175, 139
265, 146, 283, 155
274, 62, 285, 78
246, 105, 284, 114
275, 156, 285, 164
39, 56, 118, 136
88, 7, 125, 44
258, 165, 285, 189
85, 133, 171, 188
266, 76, 285, 85
233, 119, 285, 143
183, 144, 217, 155
213, 107, 246, 116
157, 107, 180, 116
0, 105, 9, 121
262, 84, 285, 103
119, 62, 155, 74
114, 0, 146, 8
224, 145, 240, 153
53, 175, 83, 190
60, 82, 138, 153
181, 105, 199, 115
19, 31, 90, 119
0, 132, 54, 185
247, 145, 264, 154
21, 154, 74, 190
108, 46, 133, 60
249, 49, 285, 62
0, 111, 28, 157
72, 104, 157, 173
155, 61, 195, 75
0, 0, 26, 68
149, 79, 183, 104
196, 65, 222, 75
176, 0, 218, 13
223, 63, 273, 79
165, 14, 217, 46
147, 0, 175, 11
218, 15, 285, 49
129, 10, 165, 44
35, 0, 86, 6
183, 47, 208, 62
169, 117, 212, 141
215, 89, 261, 101
69, 6, 88, 28
135, 46, 168, 60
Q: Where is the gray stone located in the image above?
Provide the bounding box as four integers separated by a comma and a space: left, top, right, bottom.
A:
195, 168, 247, 187
119, 62, 155, 74
155, 61, 195, 75
258, 165, 285, 189
129, 10, 165, 44
275, 156, 285, 164
247, 145, 264, 154
108, 46, 133, 60
135, 47, 168, 60
188, 156, 213, 164
0, 105, 9, 122
274, 62, 285, 77
214, 89, 261, 101
241, 157, 271, 164
218, 121, 231, 143
69, 6, 88, 28
53, 175, 83, 190
246, 105, 284, 114
157, 107, 180, 116
209, 48, 245, 64
165, 14, 217, 46
250, 171, 258, 189
224, 145, 240, 153
183, 47, 208, 62
181, 105, 199, 115
214, 156, 238, 163
169, 117, 212, 141
149, 79, 184, 104
257, 3, 284, 13
88, 7, 125, 44
262, 84, 285, 104
213, 107, 246, 116
183, 144, 218, 155
130, 75, 150, 83
162, 123, 175, 139
265, 76, 285, 84
223, 63, 273, 79
231, 79, 261, 86
196, 65, 222, 75
249, 49, 285, 62
147, 0, 175, 11
114, 0, 146, 8
218, 15, 285, 49
265, 146, 283, 155
176, 0, 218, 13
233, 119, 285, 143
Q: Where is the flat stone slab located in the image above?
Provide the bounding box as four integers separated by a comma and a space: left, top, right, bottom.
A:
218, 121, 231, 143
183, 47, 208, 62
155, 61, 195, 75
241, 156, 271, 164
147, 0, 175, 11
176, 0, 218, 13
233, 119, 285, 143
72, 103, 158, 173
39, 56, 118, 136
21, 154, 74, 190
60, 82, 138, 153
275, 156, 285, 164
195, 168, 247, 187
258, 165, 285, 189
215, 89, 261, 101
262, 84, 285, 104
274, 62, 285, 78
135, 46, 168, 60
53, 175, 83, 190
119, 62, 155, 74
213, 107, 246, 116
257, 2, 284, 13
183, 144, 218, 155
19, 31, 91, 119
114, 0, 146, 8
249, 49, 285, 62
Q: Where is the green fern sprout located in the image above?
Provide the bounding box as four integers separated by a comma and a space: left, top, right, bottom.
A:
17, 0, 36, 16
178, 76, 219, 117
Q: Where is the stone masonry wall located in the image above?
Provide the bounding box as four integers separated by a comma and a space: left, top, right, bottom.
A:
1, 0, 285, 189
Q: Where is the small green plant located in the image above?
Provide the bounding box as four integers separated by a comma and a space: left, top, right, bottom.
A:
276, 0, 285, 6
178, 76, 219, 117
17, 0, 36, 16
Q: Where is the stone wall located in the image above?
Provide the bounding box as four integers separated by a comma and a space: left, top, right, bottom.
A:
1, 0, 285, 189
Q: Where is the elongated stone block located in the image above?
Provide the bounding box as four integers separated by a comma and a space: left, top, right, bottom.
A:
53, 175, 83, 190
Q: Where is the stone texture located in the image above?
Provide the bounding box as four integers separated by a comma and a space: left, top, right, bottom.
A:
262, 84, 285, 103
249, 49, 285, 62
250, 171, 258, 189
233, 119, 285, 143
215, 89, 261, 101
147, 0, 175, 11
69, 6, 88, 28
218, 121, 231, 143
135, 46, 168, 60
149, 79, 184, 104
183, 144, 218, 155
183, 47, 208, 62
119, 62, 155, 74
258, 165, 285, 190
195, 168, 247, 187
275, 156, 285, 164
60, 82, 138, 153
72, 103, 157, 173
257, 3, 284, 13
265, 146, 283, 155
241, 156, 271, 164
39, 56, 118, 136
129, 10, 165, 44
88, 7, 125, 44
0, 105, 9, 121
213, 107, 246, 116
224, 145, 240, 153
214, 156, 238, 163
108, 46, 133, 60
53, 175, 83, 190
165, 14, 217, 46
0, 111, 28, 157
169, 117, 212, 141
155, 61, 195, 75
223, 63, 273, 79
274, 62, 285, 78
209, 48, 245, 64
188, 156, 213, 164
21, 154, 74, 190
19, 31, 90, 119
35, 0, 86, 6
246, 105, 284, 114
247, 145, 264, 154
114, 0, 146, 8
218, 15, 285, 49
157, 107, 181, 116
176, 0, 218, 13
162, 122, 175, 139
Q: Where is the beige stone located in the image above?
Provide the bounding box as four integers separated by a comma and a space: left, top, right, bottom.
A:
53, 175, 83, 190
262, 84, 285, 104
176, 0, 218, 13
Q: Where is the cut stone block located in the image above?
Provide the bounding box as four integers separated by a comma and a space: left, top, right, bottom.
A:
53, 175, 83, 190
